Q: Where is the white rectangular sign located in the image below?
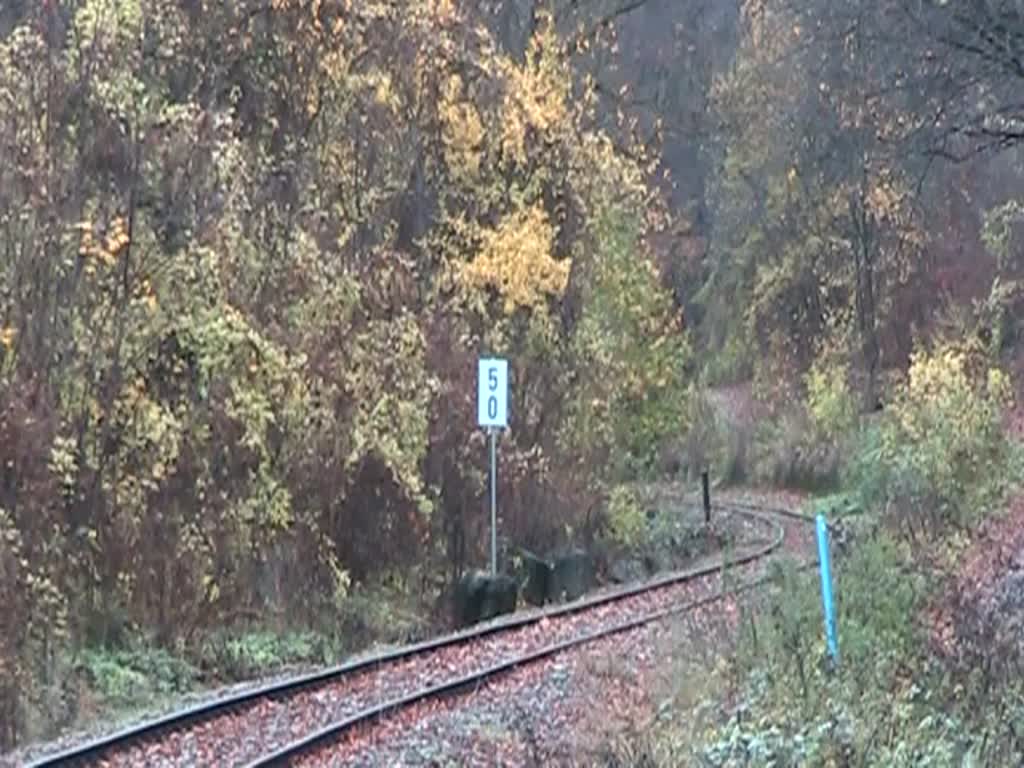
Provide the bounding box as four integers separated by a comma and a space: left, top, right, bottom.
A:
478, 358, 508, 428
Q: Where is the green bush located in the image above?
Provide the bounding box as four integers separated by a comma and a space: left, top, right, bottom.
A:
703, 335, 755, 388
848, 343, 1016, 535
562, 202, 693, 482
198, 630, 333, 680
603, 485, 648, 550
79, 644, 198, 710
751, 407, 841, 491
594, 534, 961, 767
333, 586, 430, 650
745, 354, 857, 492
693, 532, 1018, 766
804, 357, 857, 441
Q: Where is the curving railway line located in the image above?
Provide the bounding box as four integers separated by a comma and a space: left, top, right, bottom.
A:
25, 498, 817, 768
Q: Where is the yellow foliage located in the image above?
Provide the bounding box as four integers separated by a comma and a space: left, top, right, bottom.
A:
498, 21, 570, 163
988, 367, 1014, 405
905, 347, 967, 405
138, 278, 158, 313
439, 74, 484, 177
106, 219, 130, 255
319, 48, 349, 86
605, 485, 646, 549
867, 174, 904, 221
372, 71, 399, 113
77, 217, 129, 267
77, 227, 96, 259
0, 326, 15, 349
894, 345, 1013, 450
461, 205, 569, 314
878, 342, 1015, 526
430, 0, 456, 22
804, 356, 856, 439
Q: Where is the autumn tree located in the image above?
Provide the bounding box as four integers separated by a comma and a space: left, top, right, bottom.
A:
890, 0, 1024, 159
696, 0, 929, 407
0, 0, 701, 747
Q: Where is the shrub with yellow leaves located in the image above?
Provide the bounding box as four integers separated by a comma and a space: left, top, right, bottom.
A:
804, 356, 857, 442
460, 205, 569, 314
855, 341, 1019, 535
76, 217, 129, 269
497, 15, 571, 165
439, 74, 485, 179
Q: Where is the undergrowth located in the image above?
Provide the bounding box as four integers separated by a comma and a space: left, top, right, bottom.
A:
79, 644, 198, 710
196, 629, 336, 681
601, 532, 1024, 766
598, 341, 1024, 766
671, 361, 855, 493
11, 579, 436, 749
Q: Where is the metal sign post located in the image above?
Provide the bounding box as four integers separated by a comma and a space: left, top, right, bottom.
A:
816, 513, 839, 665
489, 427, 497, 574
478, 358, 508, 575
701, 470, 711, 524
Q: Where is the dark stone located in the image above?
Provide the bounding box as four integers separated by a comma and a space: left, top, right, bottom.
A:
521, 549, 552, 607
454, 570, 518, 627
609, 557, 646, 585
549, 549, 594, 602
642, 553, 661, 575
480, 573, 518, 622
454, 570, 487, 626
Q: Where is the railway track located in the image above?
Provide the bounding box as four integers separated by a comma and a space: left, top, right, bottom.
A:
26, 499, 816, 768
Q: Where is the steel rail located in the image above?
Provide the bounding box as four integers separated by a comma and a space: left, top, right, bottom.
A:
247, 501, 815, 766
27, 501, 801, 768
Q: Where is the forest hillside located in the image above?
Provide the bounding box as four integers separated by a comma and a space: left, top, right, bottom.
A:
2, 0, 1023, 760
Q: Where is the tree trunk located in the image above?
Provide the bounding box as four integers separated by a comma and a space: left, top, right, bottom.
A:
850, 191, 880, 410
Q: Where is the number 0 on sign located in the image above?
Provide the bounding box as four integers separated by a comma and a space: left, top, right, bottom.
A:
478, 358, 508, 428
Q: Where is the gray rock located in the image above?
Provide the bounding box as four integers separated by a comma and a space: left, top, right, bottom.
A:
454, 570, 518, 627
520, 549, 552, 607
609, 558, 647, 585
549, 549, 594, 602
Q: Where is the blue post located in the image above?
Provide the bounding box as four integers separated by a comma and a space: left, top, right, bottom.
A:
815, 514, 839, 664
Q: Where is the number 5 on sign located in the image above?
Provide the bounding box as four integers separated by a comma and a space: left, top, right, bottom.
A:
478, 358, 508, 428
